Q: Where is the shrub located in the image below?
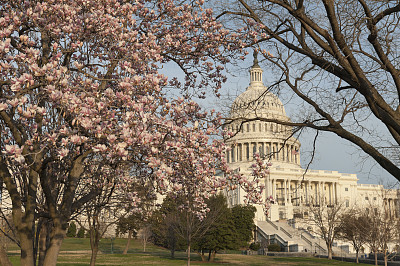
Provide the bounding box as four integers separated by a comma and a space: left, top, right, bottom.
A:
77, 227, 85, 238
249, 242, 261, 251
66, 222, 77, 237
267, 244, 281, 252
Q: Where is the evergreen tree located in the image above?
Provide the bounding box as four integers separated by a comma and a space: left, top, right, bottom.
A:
231, 205, 256, 248
77, 227, 85, 238
194, 194, 236, 261
66, 222, 77, 238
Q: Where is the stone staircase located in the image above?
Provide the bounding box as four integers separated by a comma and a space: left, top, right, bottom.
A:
256, 220, 348, 255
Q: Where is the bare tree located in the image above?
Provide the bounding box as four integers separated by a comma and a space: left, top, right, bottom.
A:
337, 209, 369, 263
363, 199, 397, 266
219, 0, 400, 180
79, 180, 119, 266
138, 225, 152, 252
307, 198, 343, 259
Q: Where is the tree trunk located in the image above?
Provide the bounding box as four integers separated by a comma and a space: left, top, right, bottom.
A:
90, 245, 99, 266
327, 245, 332, 260
89, 227, 100, 266
355, 250, 359, 263
42, 226, 65, 266
209, 251, 216, 262
38, 221, 49, 266
123, 230, 132, 254
142, 233, 147, 252
187, 243, 191, 266
384, 247, 388, 266
374, 251, 378, 266
197, 250, 206, 261
19, 230, 35, 266
171, 246, 175, 258
0, 244, 12, 266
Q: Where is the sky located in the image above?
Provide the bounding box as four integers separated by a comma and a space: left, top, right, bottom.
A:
214, 60, 397, 187
160, 58, 397, 187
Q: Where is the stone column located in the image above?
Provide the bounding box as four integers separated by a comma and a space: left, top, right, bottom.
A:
246, 143, 250, 161
288, 179, 292, 205
284, 179, 287, 205
333, 182, 338, 204
273, 179, 276, 202
290, 145, 293, 162
250, 143, 254, 161
306, 181, 311, 205
267, 176, 272, 197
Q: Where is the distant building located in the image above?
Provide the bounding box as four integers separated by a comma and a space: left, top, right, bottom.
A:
224, 55, 399, 252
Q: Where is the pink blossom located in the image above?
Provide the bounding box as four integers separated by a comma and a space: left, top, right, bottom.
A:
0, 103, 8, 111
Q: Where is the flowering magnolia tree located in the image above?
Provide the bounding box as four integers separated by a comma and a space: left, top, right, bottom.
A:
0, 0, 271, 265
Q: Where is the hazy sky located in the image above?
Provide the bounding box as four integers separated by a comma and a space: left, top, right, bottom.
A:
161, 58, 396, 187
216, 61, 396, 187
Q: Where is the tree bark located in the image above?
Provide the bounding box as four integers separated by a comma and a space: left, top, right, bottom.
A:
0, 244, 12, 266
38, 219, 50, 266
384, 247, 388, 266
197, 250, 206, 261
122, 230, 132, 254
187, 243, 191, 266
356, 250, 359, 263
42, 226, 65, 266
19, 229, 35, 266
89, 217, 101, 266
327, 244, 332, 259
374, 251, 378, 266
209, 251, 216, 262
90, 245, 99, 266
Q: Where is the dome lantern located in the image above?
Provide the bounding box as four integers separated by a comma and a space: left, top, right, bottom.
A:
249, 51, 263, 87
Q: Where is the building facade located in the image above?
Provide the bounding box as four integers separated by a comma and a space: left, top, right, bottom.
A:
225, 56, 399, 224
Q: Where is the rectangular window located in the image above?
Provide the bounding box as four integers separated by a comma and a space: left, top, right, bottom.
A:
373, 197, 377, 200
246, 124, 249, 132
365, 196, 369, 200
345, 187, 348, 191
346, 200, 349, 207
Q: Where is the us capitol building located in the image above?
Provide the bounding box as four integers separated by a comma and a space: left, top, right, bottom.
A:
224, 55, 399, 252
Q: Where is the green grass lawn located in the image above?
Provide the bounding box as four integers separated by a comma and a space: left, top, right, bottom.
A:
7, 238, 372, 265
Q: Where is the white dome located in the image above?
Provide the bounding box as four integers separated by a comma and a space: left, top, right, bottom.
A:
225, 53, 301, 167
230, 88, 289, 122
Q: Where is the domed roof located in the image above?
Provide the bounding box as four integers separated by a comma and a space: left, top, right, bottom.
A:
225, 53, 301, 167
230, 54, 289, 122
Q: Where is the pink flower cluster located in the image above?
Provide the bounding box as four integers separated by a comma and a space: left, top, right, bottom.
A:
0, 0, 255, 220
